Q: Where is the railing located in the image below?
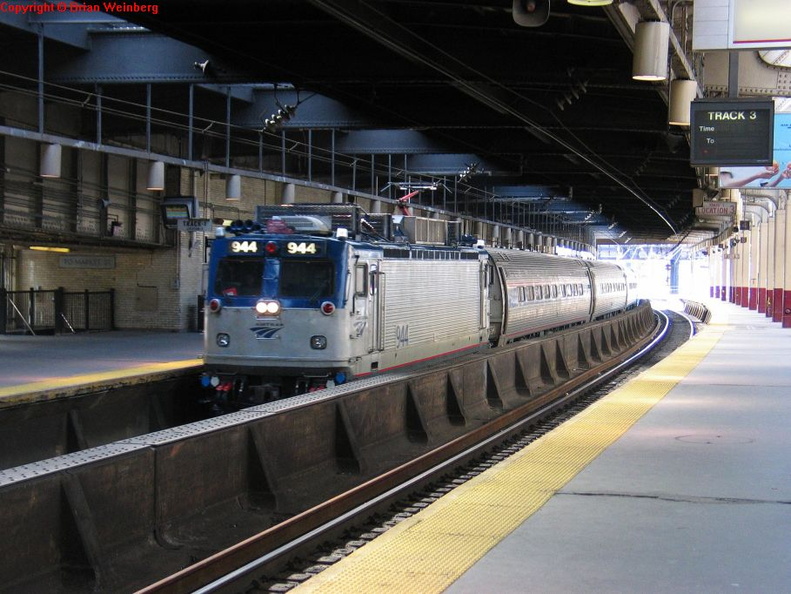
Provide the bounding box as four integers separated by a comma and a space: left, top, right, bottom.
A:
0, 288, 115, 335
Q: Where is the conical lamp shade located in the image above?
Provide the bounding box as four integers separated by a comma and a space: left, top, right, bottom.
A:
226, 174, 241, 201
40, 143, 62, 178
668, 79, 698, 126
633, 21, 670, 81
147, 160, 165, 191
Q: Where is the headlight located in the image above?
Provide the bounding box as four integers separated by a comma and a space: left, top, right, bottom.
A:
310, 335, 327, 349
216, 333, 230, 347
255, 299, 281, 315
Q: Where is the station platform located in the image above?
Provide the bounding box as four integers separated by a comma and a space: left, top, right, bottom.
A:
0, 330, 204, 405
295, 300, 791, 593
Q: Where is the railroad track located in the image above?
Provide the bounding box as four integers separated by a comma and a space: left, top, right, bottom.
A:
140, 309, 682, 594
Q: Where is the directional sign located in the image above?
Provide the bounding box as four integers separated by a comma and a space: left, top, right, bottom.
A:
697, 201, 737, 218
177, 218, 213, 232
690, 99, 774, 166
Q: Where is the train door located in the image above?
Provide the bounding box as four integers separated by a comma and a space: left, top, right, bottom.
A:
370, 261, 385, 353
585, 263, 597, 320
486, 258, 505, 345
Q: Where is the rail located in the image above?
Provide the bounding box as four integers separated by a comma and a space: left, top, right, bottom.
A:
0, 288, 115, 334
0, 303, 656, 592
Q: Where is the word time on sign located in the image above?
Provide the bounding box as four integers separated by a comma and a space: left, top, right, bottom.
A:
690, 99, 774, 166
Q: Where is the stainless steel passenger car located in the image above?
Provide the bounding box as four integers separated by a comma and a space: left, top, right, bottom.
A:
487, 249, 594, 346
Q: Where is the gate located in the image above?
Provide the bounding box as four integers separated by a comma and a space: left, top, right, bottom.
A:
0, 288, 115, 334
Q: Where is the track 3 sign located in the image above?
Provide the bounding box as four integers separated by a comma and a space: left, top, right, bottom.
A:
690, 99, 774, 166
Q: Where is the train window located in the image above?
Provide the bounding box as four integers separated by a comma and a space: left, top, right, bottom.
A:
214, 258, 264, 296
518, 286, 526, 302
552, 285, 558, 298
280, 259, 334, 299
354, 264, 368, 296
526, 286, 534, 301
543, 284, 550, 298
534, 285, 542, 300
565, 283, 573, 296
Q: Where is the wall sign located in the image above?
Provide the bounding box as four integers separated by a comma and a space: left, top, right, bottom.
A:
59, 255, 116, 269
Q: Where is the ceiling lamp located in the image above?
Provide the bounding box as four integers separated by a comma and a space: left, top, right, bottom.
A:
632, 21, 670, 81
263, 104, 297, 133
146, 160, 165, 191
567, 0, 612, 5
226, 174, 241, 201
40, 143, 62, 178
668, 79, 698, 126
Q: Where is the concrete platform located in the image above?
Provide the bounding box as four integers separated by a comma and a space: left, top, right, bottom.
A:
295, 301, 791, 593
0, 331, 204, 402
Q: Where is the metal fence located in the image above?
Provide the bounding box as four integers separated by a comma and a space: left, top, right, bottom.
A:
1, 289, 115, 335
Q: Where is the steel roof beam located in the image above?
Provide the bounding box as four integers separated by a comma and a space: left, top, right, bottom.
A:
46, 30, 257, 84
0, 10, 106, 49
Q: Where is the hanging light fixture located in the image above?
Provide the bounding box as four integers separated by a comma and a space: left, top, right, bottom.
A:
226, 174, 241, 201
632, 21, 670, 81
146, 160, 165, 191
668, 79, 698, 126
567, 0, 612, 5
263, 104, 297, 133
40, 143, 62, 178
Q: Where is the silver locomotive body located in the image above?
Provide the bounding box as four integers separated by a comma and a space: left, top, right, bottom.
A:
202, 206, 490, 403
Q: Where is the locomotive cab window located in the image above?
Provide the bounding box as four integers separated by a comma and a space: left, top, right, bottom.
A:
354, 264, 368, 296
280, 259, 334, 299
214, 258, 264, 296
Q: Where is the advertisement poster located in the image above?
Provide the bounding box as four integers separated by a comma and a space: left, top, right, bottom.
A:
719, 112, 791, 189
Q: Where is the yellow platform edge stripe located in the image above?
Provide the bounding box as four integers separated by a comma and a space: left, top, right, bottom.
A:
0, 358, 204, 403
295, 321, 727, 594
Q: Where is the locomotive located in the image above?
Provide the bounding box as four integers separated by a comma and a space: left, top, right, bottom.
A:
201, 203, 638, 409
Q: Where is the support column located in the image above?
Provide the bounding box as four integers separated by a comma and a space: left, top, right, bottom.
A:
748, 225, 759, 310
717, 244, 728, 301
773, 209, 786, 322
728, 242, 737, 303
758, 220, 769, 313
783, 206, 791, 327
733, 239, 742, 306
739, 235, 750, 308
765, 217, 776, 317
709, 248, 718, 299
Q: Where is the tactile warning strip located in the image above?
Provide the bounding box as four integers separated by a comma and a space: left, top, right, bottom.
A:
295, 323, 727, 593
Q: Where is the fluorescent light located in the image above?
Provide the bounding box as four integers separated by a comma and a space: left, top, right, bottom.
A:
30, 246, 70, 253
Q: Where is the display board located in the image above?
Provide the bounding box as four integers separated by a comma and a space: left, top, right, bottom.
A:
690, 99, 774, 166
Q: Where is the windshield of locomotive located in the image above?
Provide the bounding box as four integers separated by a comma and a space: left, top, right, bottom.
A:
280, 259, 334, 300
214, 258, 264, 297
